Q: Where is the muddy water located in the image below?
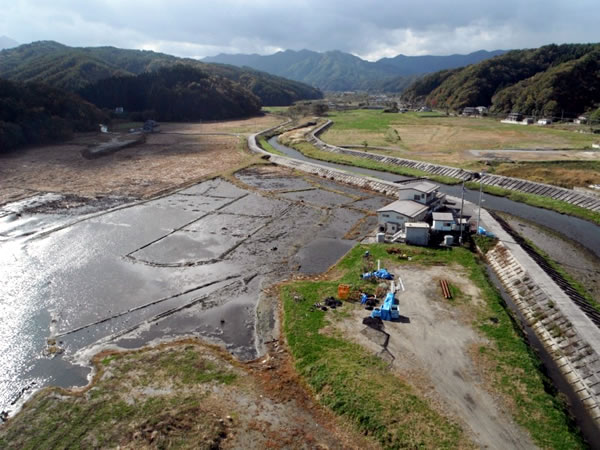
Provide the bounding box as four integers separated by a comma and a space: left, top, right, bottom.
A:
0, 171, 388, 415
269, 136, 600, 259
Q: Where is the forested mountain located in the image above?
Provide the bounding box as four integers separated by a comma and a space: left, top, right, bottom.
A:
0, 79, 107, 152
80, 65, 261, 121
0, 41, 322, 105
203, 49, 505, 91
401, 43, 600, 116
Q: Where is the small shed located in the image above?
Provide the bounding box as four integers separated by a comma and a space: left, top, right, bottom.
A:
432, 212, 455, 232
405, 222, 430, 246
462, 107, 479, 116
506, 112, 523, 122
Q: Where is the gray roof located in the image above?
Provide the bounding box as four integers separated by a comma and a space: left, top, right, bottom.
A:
378, 200, 428, 218
396, 181, 438, 194
432, 212, 454, 221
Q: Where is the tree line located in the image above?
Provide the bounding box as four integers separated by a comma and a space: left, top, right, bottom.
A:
0, 78, 106, 153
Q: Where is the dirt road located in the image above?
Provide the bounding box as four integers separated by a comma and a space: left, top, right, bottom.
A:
336, 264, 536, 449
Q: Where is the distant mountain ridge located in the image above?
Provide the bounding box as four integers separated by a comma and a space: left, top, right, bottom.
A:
0, 41, 322, 105
0, 36, 18, 50
203, 49, 506, 91
400, 43, 600, 117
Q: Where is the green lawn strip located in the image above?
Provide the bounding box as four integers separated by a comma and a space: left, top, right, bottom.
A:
519, 236, 600, 313
262, 106, 290, 114
282, 283, 465, 448
466, 181, 600, 226
288, 140, 462, 185
256, 135, 286, 156
282, 243, 585, 449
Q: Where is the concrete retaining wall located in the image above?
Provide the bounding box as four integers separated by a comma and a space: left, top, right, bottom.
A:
481, 209, 600, 429
309, 120, 600, 212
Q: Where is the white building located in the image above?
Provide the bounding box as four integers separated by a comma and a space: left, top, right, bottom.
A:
395, 181, 444, 207
432, 212, 455, 231
537, 118, 552, 125
405, 222, 430, 246
575, 116, 588, 125
377, 200, 429, 234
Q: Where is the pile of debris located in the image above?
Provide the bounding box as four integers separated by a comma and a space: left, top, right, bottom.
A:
310, 296, 343, 312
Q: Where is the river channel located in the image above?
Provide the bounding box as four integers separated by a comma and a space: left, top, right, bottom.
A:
268, 136, 600, 259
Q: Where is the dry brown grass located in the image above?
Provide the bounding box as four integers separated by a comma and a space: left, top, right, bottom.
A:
0, 116, 282, 206
493, 165, 600, 188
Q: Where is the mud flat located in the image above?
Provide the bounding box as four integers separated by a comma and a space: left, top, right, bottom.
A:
0, 165, 391, 416
500, 213, 600, 304
0, 340, 376, 449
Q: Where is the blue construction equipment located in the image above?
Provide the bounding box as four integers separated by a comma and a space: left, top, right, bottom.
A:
371, 292, 399, 321
361, 269, 394, 280
374, 269, 394, 280
477, 226, 496, 238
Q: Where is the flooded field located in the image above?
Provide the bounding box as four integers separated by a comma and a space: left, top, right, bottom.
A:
0, 165, 389, 415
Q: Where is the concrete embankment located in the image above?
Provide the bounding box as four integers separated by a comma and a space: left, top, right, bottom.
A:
309, 120, 600, 213
481, 209, 600, 432
249, 128, 600, 434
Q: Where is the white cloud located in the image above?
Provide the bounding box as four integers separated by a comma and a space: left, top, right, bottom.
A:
1, 0, 598, 59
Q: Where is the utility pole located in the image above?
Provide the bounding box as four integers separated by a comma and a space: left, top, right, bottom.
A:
458, 178, 466, 245
476, 172, 485, 233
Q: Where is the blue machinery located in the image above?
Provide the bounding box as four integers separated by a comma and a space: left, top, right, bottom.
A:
371, 292, 400, 321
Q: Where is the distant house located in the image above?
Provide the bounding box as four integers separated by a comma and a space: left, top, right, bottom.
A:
143, 120, 160, 133
506, 112, 523, 122
537, 118, 552, 125
462, 107, 479, 116
377, 200, 429, 234
575, 116, 588, 125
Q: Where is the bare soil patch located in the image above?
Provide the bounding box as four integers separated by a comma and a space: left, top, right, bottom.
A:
0, 116, 280, 206
334, 264, 536, 449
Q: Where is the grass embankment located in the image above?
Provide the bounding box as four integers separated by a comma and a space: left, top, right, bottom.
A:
465, 181, 600, 226
282, 243, 585, 449
490, 160, 600, 189
0, 343, 238, 449
521, 236, 600, 313
256, 135, 286, 156
285, 139, 462, 185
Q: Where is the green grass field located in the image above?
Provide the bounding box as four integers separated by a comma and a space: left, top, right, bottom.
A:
282, 243, 585, 449
322, 110, 596, 153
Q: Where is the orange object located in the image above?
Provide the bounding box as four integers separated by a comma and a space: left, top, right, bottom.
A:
338, 284, 350, 300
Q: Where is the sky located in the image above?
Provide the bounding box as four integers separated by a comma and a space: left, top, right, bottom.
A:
2, 0, 599, 60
